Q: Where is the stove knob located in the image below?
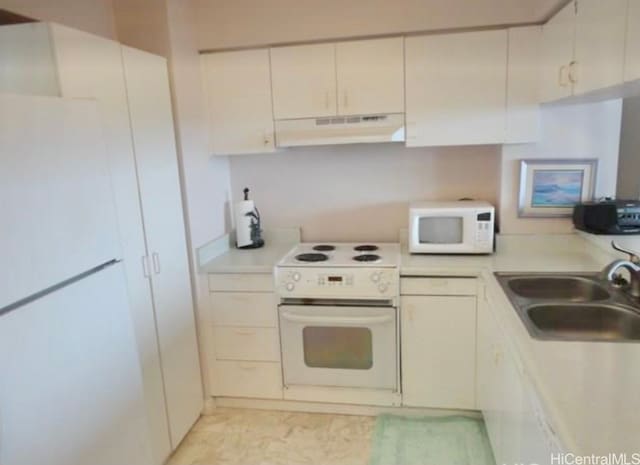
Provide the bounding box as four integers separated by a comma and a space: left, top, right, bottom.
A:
370, 272, 381, 283
286, 282, 295, 292
378, 283, 388, 293
292, 272, 301, 282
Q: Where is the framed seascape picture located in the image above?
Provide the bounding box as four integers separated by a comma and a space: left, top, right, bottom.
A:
518, 159, 598, 218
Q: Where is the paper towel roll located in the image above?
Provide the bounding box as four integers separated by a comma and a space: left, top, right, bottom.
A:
235, 199, 255, 248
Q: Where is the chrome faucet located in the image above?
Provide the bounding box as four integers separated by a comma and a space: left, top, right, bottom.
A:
601, 241, 640, 298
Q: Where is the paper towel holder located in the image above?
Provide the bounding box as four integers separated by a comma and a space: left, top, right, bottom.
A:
234, 187, 265, 249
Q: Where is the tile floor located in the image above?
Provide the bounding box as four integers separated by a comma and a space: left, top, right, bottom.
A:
168, 408, 376, 465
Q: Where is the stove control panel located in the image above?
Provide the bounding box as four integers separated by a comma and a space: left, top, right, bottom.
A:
276, 267, 398, 299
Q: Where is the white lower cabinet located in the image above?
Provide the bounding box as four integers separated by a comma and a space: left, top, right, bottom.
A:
208, 273, 283, 400
478, 285, 562, 465
213, 361, 283, 400
213, 327, 281, 362
400, 278, 477, 409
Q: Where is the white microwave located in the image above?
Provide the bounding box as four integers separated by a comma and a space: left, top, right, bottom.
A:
409, 201, 495, 254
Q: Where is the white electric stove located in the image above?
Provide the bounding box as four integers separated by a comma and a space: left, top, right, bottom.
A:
275, 243, 401, 395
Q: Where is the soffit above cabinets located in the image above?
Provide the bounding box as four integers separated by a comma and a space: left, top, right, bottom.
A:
193, 0, 567, 51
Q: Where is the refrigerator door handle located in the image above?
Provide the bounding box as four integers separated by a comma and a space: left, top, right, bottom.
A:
142, 255, 151, 278
152, 252, 161, 274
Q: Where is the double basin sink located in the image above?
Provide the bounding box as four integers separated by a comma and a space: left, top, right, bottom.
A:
495, 273, 640, 342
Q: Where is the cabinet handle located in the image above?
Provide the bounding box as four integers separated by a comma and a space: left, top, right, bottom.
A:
324, 91, 330, 110
343, 91, 349, 109
152, 252, 161, 274
568, 60, 579, 84
263, 131, 271, 146
141, 255, 151, 278
558, 65, 569, 87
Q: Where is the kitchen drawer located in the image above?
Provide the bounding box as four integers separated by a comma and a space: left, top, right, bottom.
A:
208, 273, 273, 292
212, 361, 283, 399
401, 277, 477, 296
213, 327, 281, 362
210, 292, 277, 327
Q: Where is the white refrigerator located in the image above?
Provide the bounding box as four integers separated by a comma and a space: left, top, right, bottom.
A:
0, 94, 154, 465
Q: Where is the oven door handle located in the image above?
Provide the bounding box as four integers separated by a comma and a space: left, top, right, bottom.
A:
280, 311, 394, 326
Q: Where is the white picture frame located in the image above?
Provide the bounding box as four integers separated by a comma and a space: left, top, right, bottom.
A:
518, 159, 598, 218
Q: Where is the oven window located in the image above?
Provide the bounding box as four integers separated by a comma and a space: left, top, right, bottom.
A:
302, 327, 373, 370
419, 217, 463, 244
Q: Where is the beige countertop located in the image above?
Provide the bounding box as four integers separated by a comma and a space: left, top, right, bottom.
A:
401, 234, 612, 276
201, 233, 611, 276
199, 242, 296, 274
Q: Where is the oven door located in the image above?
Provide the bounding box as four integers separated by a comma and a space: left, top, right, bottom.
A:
279, 304, 397, 390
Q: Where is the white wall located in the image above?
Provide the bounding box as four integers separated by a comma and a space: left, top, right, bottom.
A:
193, 0, 565, 50
617, 96, 640, 199
0, 0, 116, 38
229, 144, 500, 242
500, 99, 623, 234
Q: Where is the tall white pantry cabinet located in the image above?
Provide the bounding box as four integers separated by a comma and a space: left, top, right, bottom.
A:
0, 22, 203, 463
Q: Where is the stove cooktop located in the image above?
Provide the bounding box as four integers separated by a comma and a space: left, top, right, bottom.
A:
278, 243, 401, 268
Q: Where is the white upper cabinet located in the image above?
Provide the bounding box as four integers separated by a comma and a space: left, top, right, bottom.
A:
201, 49, 276, 155
626, 0, 640, 82
335, 37, 404, 115
405, 30, 507, 147
506, 26, 542, 144
573, 0, 628, 95
540, 0, 628, 101
539, 1, 576, 102
271, 43, 337, 119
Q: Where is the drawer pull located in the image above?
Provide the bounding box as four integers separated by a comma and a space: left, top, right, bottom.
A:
234, 329, 256, 336
238, 363, 258, 371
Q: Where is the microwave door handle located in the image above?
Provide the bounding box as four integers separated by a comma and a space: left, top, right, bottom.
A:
280, 312, 393, 326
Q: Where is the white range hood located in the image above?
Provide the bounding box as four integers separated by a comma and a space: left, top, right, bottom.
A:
275, 114, 405, 148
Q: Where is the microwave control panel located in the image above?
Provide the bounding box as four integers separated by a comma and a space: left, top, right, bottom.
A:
475, 211, 494, 245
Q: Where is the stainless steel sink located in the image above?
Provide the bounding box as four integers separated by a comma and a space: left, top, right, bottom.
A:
495, 273, 640, 343
507, 276, 610, 302
527, 304, 640, 341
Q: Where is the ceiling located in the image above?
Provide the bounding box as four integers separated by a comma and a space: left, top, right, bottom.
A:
194, 0, 569, 51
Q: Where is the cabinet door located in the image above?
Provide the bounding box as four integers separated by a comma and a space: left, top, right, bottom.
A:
539, 1, 576, 102
201, 49, 275, 155
401, 296, 476, 409
625, 0, 640, 82
50, 25, 172, 462
271, 43, 337, 119
405, 30, 507, 147
335, 37, 404, 115
506, 27, 541, 143
573, 0, 628, 95
122, 46, 203, 448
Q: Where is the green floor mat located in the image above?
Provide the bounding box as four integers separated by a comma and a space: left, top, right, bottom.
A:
370, 415, 495, 465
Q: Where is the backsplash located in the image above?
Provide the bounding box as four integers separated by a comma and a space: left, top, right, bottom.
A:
229, 143, 500, 242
